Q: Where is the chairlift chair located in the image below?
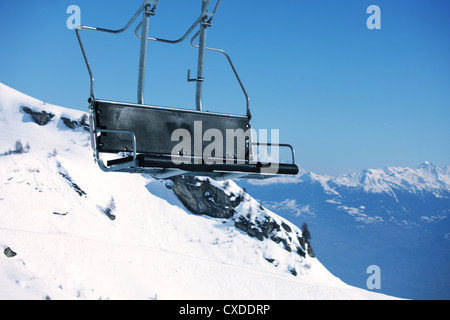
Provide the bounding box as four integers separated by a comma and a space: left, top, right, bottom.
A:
76, 0, 299, 180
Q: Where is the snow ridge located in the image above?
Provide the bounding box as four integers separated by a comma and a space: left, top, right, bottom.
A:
251, 160, 450, 198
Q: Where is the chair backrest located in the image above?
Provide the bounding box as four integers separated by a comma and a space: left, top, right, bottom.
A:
93, 100, 251, 161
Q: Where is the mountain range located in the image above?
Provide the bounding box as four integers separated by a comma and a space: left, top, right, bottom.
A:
240, 160, 450, 299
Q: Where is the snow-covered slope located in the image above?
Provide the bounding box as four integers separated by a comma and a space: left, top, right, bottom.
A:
0, 83, 394, 300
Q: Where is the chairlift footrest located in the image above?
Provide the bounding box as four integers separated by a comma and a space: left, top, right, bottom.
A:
106, 154, 299, 176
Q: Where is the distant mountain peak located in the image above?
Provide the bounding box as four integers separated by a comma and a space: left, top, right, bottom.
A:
418, 161, 435, 169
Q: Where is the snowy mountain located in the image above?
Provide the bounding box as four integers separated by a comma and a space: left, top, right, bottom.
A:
0, 83, 394, 300
240, 160, 450, 300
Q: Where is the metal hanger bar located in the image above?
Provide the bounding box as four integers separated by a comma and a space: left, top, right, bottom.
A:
134, 0, 223, 112
78, 3, 146, 35
75, 1, 159, 101
137, 0, 161, 104
134, 0, 221, 44
137, 0, 153, 104
190, 31, 252, 119
75, 28, 96, 99
194, 0, 213, 111
134, 16, 202, 44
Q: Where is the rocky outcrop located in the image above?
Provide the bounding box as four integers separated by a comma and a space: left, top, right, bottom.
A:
233, 208, 312, 259
170, 176, 314, 259
306, 240, 315, 258
3, 247, 17, 258
57, 163, 87, 198
61, 115, 89, 131
21, 106, 89, 131
21, 106, 55, 126
170, 176, 243, 219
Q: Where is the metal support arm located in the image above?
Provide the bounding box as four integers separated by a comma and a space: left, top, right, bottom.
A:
134, 16, 203, 44
134, 0, 222, 45
134, 0, 234, 114
190, 31, 251, 119
192, 0, 213, 111
137, 0, 153, 104
76, 0, 160, 103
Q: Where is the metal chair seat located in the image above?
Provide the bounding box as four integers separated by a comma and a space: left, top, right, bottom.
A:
91, 99, 298, 179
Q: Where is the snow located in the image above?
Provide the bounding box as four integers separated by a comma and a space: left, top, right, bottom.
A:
251, 157, 450, 197
337, 206, 383, 224
332, 165, 450, 195
0, 82, 397, 300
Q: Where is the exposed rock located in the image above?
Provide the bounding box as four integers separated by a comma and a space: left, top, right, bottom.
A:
281, 222, 292, 232
57, 165, 87, 198
297, 247, 306, 258
61, 117, 78, 129
306, 240, 315, 258
170, 176, 243, 219
297, 236, 306, 251
4, 247, 17, 258
170, 176, 315, 259
61, 115, 89, 131
53, 211, 68, 216
105, 208, 116, 221
288, 266, 298, 276
21, 106, 55, 126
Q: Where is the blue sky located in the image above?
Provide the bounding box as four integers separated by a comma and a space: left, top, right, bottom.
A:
1, 0, 449, 175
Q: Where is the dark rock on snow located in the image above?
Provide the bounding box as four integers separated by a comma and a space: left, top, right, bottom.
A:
21, 106, 55, 126
4, 247, 17, 258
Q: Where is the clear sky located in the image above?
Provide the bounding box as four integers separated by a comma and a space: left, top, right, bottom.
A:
1, 0, 449, 175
